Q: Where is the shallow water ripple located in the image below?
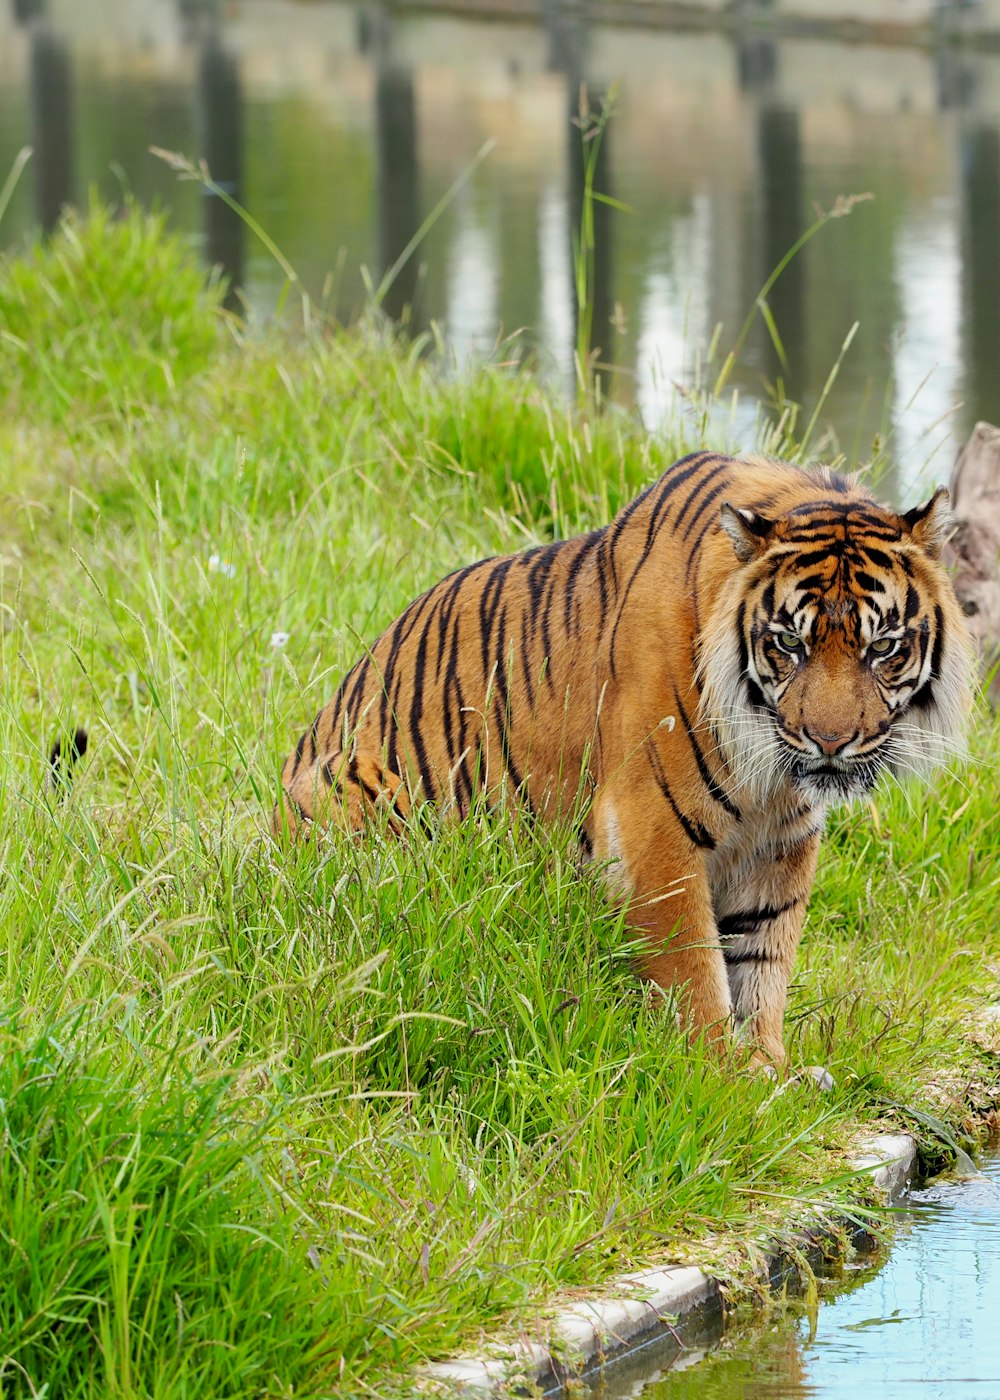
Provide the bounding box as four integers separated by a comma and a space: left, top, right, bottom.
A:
589, 1151, 1000, 1400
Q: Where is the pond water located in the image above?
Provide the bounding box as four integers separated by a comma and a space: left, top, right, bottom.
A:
3, 1, 1000, 497
581, 1149, 1000, 1400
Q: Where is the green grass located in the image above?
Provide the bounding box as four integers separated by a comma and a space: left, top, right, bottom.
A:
0, 206, 998, 1399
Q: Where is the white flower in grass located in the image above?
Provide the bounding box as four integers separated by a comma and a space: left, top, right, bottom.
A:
208, 553, 236, 579
270, 631, 290, 650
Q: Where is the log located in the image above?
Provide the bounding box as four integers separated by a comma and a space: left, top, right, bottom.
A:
942, 421, 1000, 705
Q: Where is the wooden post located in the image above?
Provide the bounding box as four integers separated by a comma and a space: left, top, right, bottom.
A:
943, 421, 1000, 704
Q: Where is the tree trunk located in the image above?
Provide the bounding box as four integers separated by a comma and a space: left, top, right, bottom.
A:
942, 421, 1000, 705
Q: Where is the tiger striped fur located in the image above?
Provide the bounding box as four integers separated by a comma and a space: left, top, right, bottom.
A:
277, 452, 974, 1068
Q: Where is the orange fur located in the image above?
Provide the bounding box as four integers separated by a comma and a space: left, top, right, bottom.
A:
277, 452, 973, 1065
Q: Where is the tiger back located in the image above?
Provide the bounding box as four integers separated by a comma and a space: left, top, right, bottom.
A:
277, 451, 973, 1068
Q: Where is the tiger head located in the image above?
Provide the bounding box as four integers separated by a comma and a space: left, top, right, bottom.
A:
700, 484, 974, 808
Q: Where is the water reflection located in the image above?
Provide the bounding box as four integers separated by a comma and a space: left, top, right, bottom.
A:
374, 60, 420, 326
29, 24, 73, 233
567, 85, 615, 374
961, 121, 1000, 430
757, 104, 805, 403
585, 1151, 1000, 1399
2, 0, 999, 489
196, 36, 244, 311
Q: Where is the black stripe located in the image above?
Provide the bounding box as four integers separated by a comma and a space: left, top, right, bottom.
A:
686, 512, 720, 581
377, 590, 435, 749
929, 604, 944, 679
595, 530, 617, 611
610, 457, 720, 663
320, 757, 343, 790
793, 572, 830, 594
717, 898, 801, 941
639, 454, 715, 563
407, 605, 438, 804
326, 673, 351, 741
911, 605, 944, 709
453, 744, 475, 813
494, 697, 525, 797
357, 775, 381, 807
478, 558, 516, 678
672, 462, 730, 532
791, 545, 846, 571
786, 506, 847, 524
343, 656, 372, 738
539, 560, 562, 692
673, 688, 741, 819
880, 602, 900, 631
520, 609, 535, 712
745, 677, 768, 710
646, 744, 715, 850
606, 479, 658, 583
526, 541, 564, 631
491, 602, 531, 811
290, 728, 309, 777
722, 946, 774, 965
682, 479, 729, 540
290, 714, 321, 779
563, 530, 603, 636
492, 606, 522, 797
441, 612, 464, 764
859, 545, 894, 570
434, 563, 478, 681
385, 667, 406, 776
609, 463, 717, 670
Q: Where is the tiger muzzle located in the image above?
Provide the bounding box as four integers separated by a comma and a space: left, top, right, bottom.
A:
802, 726, 858, 757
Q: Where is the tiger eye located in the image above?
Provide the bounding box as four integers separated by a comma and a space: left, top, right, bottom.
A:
776, 631, 802, 653
869, 637, 896, 657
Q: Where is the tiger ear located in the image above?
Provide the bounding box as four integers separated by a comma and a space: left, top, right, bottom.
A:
720, 502, 775, 563
902, 486, 954, 560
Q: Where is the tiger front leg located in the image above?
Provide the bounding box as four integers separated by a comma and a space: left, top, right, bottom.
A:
593, 789, 733, 1048
715, 830, 821, 1070
721, 901, 807, 1068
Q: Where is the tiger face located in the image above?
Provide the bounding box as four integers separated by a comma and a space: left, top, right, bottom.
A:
704, 487, 971, 808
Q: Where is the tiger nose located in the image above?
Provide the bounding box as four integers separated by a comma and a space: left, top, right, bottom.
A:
804, 726, 856, 756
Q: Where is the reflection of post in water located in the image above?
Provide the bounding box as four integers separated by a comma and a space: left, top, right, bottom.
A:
30, 26, 73, 234
13, 0, 46, 23
567, 88, 614, 375
758, 104, 805, 402
375, 64, 420, 327
196, 38, 244, 312
960, 123, 1000, 428
542, 0, 583, 76
736, 31, 777, 94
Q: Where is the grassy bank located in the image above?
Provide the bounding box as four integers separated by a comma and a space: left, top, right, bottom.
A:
0, 207, 998, 1400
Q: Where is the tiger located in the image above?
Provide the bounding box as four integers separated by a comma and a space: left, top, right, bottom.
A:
276, 451, 974, 1072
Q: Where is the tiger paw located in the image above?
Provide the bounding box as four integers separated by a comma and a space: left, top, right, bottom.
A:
793, 1064, 835, 1092
748, 1059, 835, 1092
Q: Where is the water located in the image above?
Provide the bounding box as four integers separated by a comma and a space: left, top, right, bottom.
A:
581, 1150, 1000, 1400
4, 1, 1000, 495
